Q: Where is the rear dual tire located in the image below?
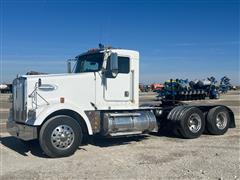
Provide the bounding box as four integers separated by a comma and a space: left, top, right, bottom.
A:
206, 106, 230, 135
177, 107, 205, 139
169, 106, 230, 139
168, 106, 205, 139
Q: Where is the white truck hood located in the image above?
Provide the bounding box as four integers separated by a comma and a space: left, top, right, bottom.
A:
24, 72, 96, 112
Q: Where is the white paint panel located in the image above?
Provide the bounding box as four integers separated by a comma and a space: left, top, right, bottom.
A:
104, 73, 131, 101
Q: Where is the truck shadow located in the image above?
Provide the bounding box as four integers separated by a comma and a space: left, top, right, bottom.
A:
150, 130, 181, 138
88, 134, 150, 147
88, 130, 182, 148
0, 135, 149, 157
0, 133, 179, 158
0, 136, 47, 158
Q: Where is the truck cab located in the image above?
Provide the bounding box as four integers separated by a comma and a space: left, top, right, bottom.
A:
71, 48, 139, 109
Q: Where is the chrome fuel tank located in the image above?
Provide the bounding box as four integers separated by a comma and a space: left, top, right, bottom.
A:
101, 110, 157, 136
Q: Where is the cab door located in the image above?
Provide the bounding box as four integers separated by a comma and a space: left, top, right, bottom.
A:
103, 56, 131, 102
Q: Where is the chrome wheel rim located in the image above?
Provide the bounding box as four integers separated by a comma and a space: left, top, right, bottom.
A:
188, 113, 202, 133
216, 112, 227, 130
51, 125, 74, 150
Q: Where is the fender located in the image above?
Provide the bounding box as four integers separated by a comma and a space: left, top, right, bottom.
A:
26, 102, 94, 135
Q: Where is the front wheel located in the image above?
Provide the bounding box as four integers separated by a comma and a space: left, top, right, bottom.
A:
39, 115, 82, 158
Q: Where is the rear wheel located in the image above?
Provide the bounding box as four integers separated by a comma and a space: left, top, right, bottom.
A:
39, 115, 82, 158
206, 106, 230, 135
178, 107, 205, 139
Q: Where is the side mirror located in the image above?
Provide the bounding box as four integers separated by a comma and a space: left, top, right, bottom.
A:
108, 53, 118, 78
67, 60, 72, 73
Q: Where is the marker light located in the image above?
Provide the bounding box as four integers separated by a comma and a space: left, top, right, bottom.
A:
60, 97, 65, 103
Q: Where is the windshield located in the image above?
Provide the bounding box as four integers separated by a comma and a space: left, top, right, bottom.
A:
74, 53, 104, 73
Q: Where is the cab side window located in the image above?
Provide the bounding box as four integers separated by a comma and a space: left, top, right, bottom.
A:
107, 56, 130, 74
118, 57, 130, 74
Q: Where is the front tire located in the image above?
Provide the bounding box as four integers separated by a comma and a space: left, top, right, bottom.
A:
39, 115, 82, 158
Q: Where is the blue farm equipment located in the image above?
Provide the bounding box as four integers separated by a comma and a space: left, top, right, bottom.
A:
219, 76, 231, 93
157, 77, 220, 101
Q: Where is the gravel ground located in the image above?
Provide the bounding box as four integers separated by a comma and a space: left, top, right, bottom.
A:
0, 91, 239, 180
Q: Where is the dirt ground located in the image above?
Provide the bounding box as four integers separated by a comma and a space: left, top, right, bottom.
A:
0, 91, 239, 180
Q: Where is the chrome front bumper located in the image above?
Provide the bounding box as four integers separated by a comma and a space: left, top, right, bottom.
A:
7, 118, 38, 141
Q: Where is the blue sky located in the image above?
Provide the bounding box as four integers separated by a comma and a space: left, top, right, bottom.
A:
1, 0, 239, 84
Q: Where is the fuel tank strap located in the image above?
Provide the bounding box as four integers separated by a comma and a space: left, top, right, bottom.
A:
108, 113, 141, 117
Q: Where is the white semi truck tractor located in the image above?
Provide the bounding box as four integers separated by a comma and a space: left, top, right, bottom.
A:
7, 46, 236, 157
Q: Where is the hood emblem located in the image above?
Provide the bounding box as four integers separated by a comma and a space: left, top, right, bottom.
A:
38, 84, 57, 91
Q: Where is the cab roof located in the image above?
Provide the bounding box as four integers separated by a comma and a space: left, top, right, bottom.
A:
75, 47, 139, 60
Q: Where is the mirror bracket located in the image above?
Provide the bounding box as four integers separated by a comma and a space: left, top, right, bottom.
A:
67, 59, 77, 73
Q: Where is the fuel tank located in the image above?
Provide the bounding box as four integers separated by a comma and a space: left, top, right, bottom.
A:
101, 110, 157, 136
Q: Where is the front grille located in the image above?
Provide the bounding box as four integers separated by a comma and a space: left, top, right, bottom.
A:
13, 77, 27, 122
